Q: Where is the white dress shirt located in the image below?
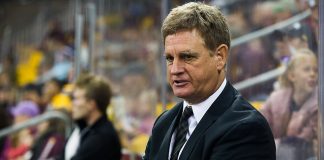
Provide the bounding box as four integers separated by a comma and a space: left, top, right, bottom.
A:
65, 127, 81, 160
168, 79, 227, 159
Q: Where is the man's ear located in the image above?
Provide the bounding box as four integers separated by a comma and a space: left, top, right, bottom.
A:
215, 44, 228, 70
88, 99, 97, 110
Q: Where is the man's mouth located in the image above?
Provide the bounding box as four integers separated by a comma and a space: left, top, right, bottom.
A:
173, 80, 188, 87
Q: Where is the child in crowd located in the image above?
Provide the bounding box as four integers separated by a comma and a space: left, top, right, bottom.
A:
260, 48, 318, 160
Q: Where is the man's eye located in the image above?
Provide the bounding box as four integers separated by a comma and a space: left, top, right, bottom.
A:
182, 54, 194, 61
165, 56, 173, 63
184, 55, 191, 59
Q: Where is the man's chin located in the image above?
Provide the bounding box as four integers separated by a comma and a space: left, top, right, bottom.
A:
72, 115, 83, 121
173, 92, 191, 100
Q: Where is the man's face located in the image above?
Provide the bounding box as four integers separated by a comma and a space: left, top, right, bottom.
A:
72, 88, 91, 120
164, 29, 225, 104
42, 81, 60, 102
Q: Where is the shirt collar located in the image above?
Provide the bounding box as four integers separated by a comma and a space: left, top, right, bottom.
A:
183, 78, 227, 123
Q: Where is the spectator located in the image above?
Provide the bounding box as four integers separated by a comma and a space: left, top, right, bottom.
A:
117, 90, 157, 155
5, 101, 40, 160
62, 74, 121, 160
38, 29, 74, 83
41, 78, 67, 112
21, 83, 42, 109
30, 112, 66, 160
271, 27, 311, 65
260, 48, 318, 160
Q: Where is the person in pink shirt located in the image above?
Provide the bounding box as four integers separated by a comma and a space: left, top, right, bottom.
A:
260, 48, 318, 160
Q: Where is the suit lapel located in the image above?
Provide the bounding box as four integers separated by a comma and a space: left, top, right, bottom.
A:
156, 102, 183, 160
179, 82, 238, 160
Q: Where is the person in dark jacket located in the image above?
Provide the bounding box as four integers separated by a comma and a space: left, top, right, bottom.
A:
63, 74, 121, 160
143, 2, 275, 160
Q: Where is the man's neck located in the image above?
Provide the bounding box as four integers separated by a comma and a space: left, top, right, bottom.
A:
86, 111, 102, 126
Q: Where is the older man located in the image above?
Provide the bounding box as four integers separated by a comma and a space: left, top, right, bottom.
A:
143, 2, 275, 160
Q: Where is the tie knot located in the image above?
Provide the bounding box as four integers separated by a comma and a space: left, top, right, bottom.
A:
182, 106, 193, 120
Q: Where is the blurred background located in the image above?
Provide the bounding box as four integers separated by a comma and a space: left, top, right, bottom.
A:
0, 0, 321, 159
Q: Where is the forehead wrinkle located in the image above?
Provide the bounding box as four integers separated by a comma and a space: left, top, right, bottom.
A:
165, 30, 205, 55
166, 29, 204, 43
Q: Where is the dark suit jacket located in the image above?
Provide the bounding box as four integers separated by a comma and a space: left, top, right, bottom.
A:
70, 116, 121, 160
144, 82, 276, 160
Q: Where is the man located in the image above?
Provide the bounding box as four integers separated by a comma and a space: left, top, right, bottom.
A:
144, 2, 275, 160
64, 74, 121, 160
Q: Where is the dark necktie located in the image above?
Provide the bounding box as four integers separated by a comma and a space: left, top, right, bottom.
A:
171, 106, 193, 160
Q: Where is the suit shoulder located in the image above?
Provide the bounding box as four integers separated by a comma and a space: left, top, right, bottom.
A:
227, 95, 271, 128
220, 96, 274, 139
151, 103, 182, 133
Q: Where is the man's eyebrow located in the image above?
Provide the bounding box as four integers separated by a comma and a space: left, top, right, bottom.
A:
179, 50, 198, 56
179, 50, 191, 53
164, 52, 171, 56
163, 50, 198, 56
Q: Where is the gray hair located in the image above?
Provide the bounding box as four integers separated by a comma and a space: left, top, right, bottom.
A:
162, 2, 230, 51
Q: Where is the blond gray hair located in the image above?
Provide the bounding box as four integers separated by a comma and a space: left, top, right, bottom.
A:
162, 2, 230, 51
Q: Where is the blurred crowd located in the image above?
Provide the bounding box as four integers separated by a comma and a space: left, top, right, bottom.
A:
0, 0, 319, 159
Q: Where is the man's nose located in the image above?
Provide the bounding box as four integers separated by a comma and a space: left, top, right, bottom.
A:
170, 59, 184, 75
